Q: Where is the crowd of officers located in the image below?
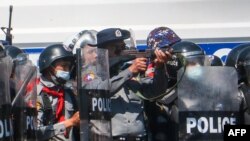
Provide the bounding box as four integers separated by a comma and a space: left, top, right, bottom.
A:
0, 26, 250, 141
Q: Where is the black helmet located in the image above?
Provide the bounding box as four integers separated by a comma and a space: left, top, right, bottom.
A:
38, 44, 74, 73
225, 43, 250, 66
63, 30, 97, 53
166, 41, 205, 86
5, 45, 24, 59
172, 41, 205, 57
234, 47, 250, 84
172, 41, 205, 67
225, 43, 250, 84
209, 55, 223, 66
237, 47, 250, 84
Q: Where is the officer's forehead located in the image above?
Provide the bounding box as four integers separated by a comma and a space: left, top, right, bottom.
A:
53, 58, 72, 66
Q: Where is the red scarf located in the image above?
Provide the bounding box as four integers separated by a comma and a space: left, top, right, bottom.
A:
42, 86, 65, 122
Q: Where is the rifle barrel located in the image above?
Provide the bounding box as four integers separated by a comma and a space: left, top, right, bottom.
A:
8, 5, 13, 29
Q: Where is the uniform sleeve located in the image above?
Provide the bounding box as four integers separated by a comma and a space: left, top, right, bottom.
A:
139, 66, 168, 99
36, 94, 67, 140
109, 68, 133, 95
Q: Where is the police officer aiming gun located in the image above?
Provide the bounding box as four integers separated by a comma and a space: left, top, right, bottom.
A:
90, 28, 171, 141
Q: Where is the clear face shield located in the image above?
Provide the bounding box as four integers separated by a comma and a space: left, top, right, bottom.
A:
166, 54, 205, 77
184, 55, 206, 80
185, 55, 205, 67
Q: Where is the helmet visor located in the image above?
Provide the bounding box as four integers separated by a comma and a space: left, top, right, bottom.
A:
185, 55, 205, 66
124, 29, 136, 49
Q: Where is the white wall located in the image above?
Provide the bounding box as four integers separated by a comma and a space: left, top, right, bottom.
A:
0, 0, 250, 44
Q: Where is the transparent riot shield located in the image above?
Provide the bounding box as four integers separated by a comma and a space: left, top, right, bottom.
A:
178, 66, 241, 141
0, 55, 14, 141
77, 47, 111, 141
11, 53, 37, 141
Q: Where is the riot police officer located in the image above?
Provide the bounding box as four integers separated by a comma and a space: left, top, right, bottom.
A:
225, 43, 250, 124
237, 47, 250, 124
148, 39, 206, 141
63, 30, 98, 90
92, 28, 170, 141
144, 26, 181, 141
5, 45, 24, 101
65, 30, 113, 140
225, 43, 250, 68
0, 44, 14, 140
5, 45, 38, 141
36, 44, 80, 141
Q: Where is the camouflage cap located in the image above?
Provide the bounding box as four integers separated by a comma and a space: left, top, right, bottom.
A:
147, 27, 181, 49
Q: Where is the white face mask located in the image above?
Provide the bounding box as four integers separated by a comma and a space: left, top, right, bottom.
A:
56, 70, 70, 81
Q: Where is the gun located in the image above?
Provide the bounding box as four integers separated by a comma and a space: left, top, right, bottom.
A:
121, 47, 171, 59
1, 5, 13, 45
109, 48, 169, 71
110, 47, 186, 70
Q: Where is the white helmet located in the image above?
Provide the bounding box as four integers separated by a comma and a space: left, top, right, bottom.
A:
63, 30, 97, 54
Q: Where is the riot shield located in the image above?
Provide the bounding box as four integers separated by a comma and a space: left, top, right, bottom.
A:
0, 54, 14, 140
178, 66, 241, 141
77, 47, 111, 141
11, 53, 37, 141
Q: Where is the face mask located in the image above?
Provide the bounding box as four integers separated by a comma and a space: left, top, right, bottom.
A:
186, 65, 202, 80
56, 70, 70, 81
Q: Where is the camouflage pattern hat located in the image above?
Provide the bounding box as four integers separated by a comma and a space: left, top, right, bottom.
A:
147, 27, 181, 49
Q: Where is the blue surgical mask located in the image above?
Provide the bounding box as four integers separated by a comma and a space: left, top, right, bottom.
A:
56, 70, 70, 81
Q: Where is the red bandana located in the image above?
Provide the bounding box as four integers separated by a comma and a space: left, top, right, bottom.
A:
42, 86, 65, 122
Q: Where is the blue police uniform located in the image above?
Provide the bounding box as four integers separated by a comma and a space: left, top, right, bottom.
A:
110, 67, 167, 141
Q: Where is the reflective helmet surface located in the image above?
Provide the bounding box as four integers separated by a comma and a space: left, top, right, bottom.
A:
5, 45, 24, 60
225, 43, 250, 67
172, 41, 205, 57
63, 30, 97, 54
209, 55, 223, 66
38, 44, 74, 73
166, 41, 205, 86
147, 27, 181, 49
